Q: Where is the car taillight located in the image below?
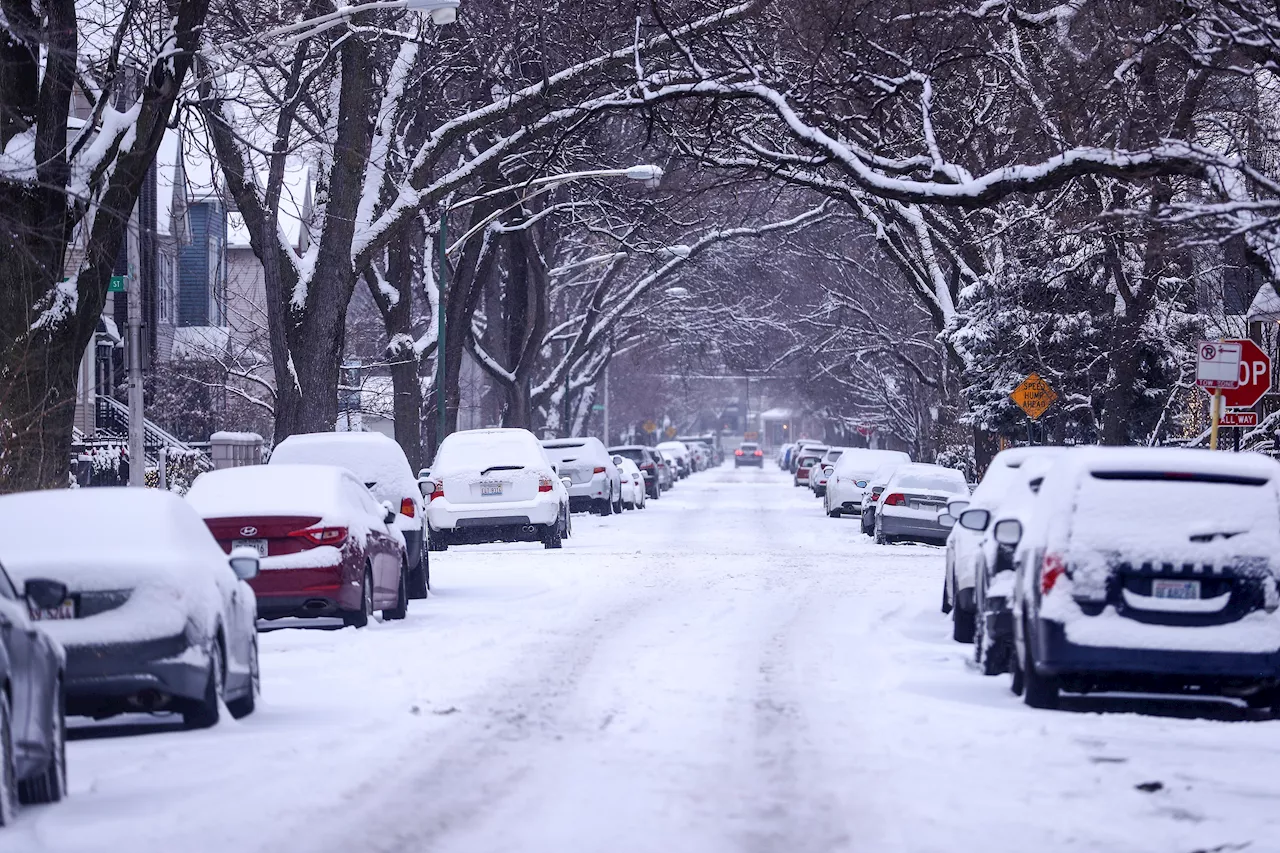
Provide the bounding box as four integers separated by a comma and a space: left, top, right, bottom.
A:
735, 449, 744, 456
400, 497, 416, 518
754, 450, 762, 456
288, 526, 348, 547
429, 481, 444, 501
870, 492, 880, 502
640, 463, 654, 470
1041, 553, 1068, 594
883, 493, 905, 506
593, 466, 606, 474
538, 475, 554, 493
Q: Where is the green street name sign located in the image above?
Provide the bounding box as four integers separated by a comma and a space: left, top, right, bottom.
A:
108, 275, 127, 293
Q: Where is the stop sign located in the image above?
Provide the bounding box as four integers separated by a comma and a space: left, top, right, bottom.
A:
1222, 339, 1272, 408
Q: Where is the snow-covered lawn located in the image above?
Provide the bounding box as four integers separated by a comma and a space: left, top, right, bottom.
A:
7, 466, 1280, 853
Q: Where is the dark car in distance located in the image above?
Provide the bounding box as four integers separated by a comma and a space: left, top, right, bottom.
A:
609, 445, 664, 500
735, 442, 765, 467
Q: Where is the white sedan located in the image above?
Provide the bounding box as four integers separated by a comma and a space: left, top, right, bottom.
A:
614, 456, 647, 509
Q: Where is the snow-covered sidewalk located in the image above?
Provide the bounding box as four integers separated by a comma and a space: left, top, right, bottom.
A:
7, 467, 1280, 853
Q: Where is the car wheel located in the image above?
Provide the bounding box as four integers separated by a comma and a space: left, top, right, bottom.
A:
383, 562, 408, 620
227, 637, 259, 720
951, 598, 976, 644
1009, 639, 1025, 696
1246, 687, 1280, 713
345, 567, 374, 628
543, 522, 563, 549
613, 494, 624, 514
598, 496, 612, 516
827, 504, 841, 518
18, 680, 64, 805
1021, 620, 1059, 709
862, 511, 875, 536
874, 518, 886, 545
0, 691, 17, 826
184, 638, 224, 729
409, 543, 430, 599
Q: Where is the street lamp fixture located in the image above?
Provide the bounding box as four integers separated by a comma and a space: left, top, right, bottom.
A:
405, 0, 459, 24
665, 286, 690, 299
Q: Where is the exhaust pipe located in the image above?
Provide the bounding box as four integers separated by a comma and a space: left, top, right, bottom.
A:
303, 599, 330, 610
128, 689, 170, 711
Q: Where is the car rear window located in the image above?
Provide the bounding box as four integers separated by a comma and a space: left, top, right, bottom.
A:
741, 443, 758, 451
799, 454, 822, 466
895, 469, 968, 493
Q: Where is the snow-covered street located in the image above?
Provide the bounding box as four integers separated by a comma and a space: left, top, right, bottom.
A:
8, 465, 1280, 853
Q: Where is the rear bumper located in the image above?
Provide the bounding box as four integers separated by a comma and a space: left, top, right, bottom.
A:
1032, 618, 1280, 685
429, 496, 559, 529
565, 474, 609, 501
433, 521, 548, 546
734, 457, 763, 467
253, 563, 362, 618
879, 512, 948, 544
63, 636, 209, 717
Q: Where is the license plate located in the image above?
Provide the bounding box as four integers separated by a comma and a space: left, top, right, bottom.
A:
29, 599, 75, 621
910, 502, 922, 510
233, 538, 268, 557
480, 482, 504, 497
1153, 579, 1200, 600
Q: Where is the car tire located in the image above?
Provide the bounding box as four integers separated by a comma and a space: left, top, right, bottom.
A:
974, 607, 1004, 677
598, 496, 612, 516
543, 522, 563, 549
613, 494, 624, 514
345, 568, 374, 629
862, 511, 875, 536
1021, 621, 1060, 709
383, 562, 408, 620
183, 639, 224, 730
827, 504, 841, 518
941, 577, 952, 615
0, 692, 17, 826
227, 637, 259, 720
18, 681, 64, 806
409, 544, 430, 599
951, 600, 976, 644
1246, 687, 1280, 713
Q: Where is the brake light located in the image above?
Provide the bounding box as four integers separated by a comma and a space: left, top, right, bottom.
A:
400, 497, 416, 518
640, 463, 654, 470
870, 492, 880, 502
538, 475, 554, 493
754, 450, 762, 456
883, 493, 905, 506
429, 481, 444, 501
288, 526, 348, 547
735, 449, 744, 456
1041, 553, 1067, 594
593, 466, 606, 474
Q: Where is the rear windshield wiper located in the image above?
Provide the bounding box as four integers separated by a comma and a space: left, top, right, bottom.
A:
480, 464, 525, 476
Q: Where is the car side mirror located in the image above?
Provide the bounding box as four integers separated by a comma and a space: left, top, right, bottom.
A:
854, 479, 868, 488
938, 513, 956, 530
958, 508, 991, 531
993, 519, 1023, 546
612, 455, 624, 466
560, 477, 572, 490
417, 470, 432, 497
24, 579, 68, 610
381, 500, 397, 525
947, 499, 970, 517
228, 547, 260, 581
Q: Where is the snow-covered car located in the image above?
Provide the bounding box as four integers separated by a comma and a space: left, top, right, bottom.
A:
609, 445, 663, 500
189, 464, 408, 627
269, 431, 430, 598
874, 463, 969, 545
854, 457, 913, 532
613, 456, 647, 509
790, 439, 825, 473
824, 448, 910, 517
1009, 448, 1280, 711
421, 429, 568, 549
0, 489, 260, 728
656, 441, 692, 478
0, 559, 66, 819
656, 451, 676, 490
734, 441, 765, 467
943, 446, 1067, 643
792, 446, 828, 488
809, 447, 847, 498
543, 436, 623, 515
952, 455, 1059, 675
777, 442, 797, 470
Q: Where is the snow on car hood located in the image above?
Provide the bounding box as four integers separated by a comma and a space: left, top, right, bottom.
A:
0, 489, 229, 646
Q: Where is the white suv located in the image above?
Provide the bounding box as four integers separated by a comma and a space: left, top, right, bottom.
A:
422, 429, 568, 550
541, 437, 623, 516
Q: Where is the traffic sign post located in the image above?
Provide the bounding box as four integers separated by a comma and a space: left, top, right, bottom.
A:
1197, 341, 1242, 451
1221, 411, 1259, 428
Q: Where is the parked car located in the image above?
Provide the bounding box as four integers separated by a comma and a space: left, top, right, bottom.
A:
0, 489, 260, 729
793, 446, 829, 487
809, 447, 848, 498
269, 431, 430, 598
948, 455, 1059, 675
657, 448, 681, 486
656, 441, 692, 478
943, 446, 1067, 643
610, 445, 663, 500
542, 436, 624, 515
851, 455, 913, 531
614, 456, 647, 509
678, 435, 721, 467
735, 441, 765, 467
873, 463, 969, 545
777, 442, 797, 470
0, 558, 66, 819
418, 429, 568, 548
189, 463, 408, 626
1008, 447, 1280, 712
790, 439, 825, 473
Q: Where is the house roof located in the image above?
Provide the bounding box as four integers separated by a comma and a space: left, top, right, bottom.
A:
1247, 282, 1280, 323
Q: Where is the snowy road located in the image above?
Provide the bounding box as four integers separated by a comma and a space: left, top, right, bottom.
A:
8, 465, 1280, 853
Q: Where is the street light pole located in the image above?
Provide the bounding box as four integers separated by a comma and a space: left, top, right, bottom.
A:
436, 210, 449, 447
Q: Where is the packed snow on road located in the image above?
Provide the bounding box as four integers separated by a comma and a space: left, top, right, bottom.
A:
5, 466, 1279, 853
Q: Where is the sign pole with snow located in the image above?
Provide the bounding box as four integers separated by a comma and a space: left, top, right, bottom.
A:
1196, 341, 1242, 450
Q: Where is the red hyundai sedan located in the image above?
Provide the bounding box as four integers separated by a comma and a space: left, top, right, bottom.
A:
186, 464, 409, 628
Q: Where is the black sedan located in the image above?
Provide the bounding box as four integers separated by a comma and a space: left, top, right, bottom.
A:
0, 562, 68, 823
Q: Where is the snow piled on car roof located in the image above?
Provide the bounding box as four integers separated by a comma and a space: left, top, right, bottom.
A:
271, 432, 417, 506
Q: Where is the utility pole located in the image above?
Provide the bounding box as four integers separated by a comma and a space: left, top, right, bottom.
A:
126, 263, 145, 486
602, 362, 610, 445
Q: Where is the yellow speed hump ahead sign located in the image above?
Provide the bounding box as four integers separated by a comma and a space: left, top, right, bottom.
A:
1010, 373, 1058, 420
